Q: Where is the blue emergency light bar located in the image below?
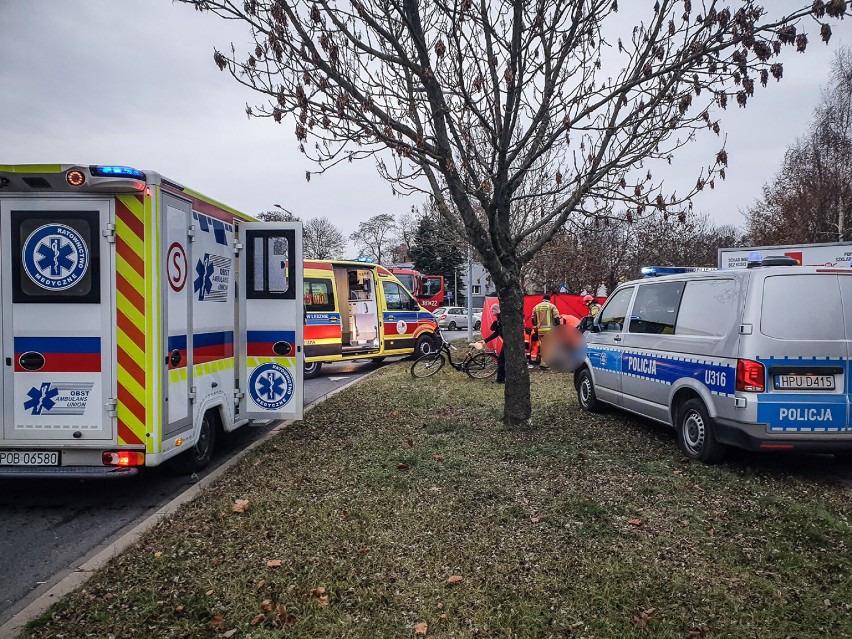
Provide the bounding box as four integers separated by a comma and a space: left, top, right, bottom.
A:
641, 266, 719, 278
356, 256, 374, 263
90, 165, 146, 180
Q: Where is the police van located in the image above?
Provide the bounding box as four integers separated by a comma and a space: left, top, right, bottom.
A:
576, 258, 852, 463
0, 164, 303, 477
303, 260, 439, 378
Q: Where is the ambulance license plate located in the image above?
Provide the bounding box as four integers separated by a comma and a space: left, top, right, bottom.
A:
0, 451, 60, 466
774, 374, 835, 390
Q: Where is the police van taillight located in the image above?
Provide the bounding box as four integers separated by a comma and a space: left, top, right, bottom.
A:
736, 359, 765, 392
102, 451, 146, 467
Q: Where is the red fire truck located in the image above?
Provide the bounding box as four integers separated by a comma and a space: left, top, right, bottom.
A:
389, 264, 445, 310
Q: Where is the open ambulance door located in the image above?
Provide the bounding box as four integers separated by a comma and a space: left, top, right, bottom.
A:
237, 222, 304, 421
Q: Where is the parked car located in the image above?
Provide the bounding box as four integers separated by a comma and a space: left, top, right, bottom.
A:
577, 257, 852, 463
435, 307, 482, 330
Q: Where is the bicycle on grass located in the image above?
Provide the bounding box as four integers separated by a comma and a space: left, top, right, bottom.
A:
410, 331, 498, 379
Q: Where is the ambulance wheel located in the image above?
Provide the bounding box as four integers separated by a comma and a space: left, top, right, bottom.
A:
576, 368, 603, 413
170, 410, 217, 475
677, 398, 727, 464
304, 361, 323, 379
414, 335, 437, 359
448, 321, 458, 331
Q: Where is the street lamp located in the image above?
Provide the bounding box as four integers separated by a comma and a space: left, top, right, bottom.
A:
273, 203, 298, 219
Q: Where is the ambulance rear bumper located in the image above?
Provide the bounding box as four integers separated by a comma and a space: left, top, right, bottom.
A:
0, 466, 138, 479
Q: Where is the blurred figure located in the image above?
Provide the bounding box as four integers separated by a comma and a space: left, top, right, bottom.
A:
483, 305, 504, 383
541, 314, 587, 373
531, 294, 561, 368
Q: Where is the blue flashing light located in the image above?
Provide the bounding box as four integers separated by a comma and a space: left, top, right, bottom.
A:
748, 250, 762, 263
356, 256, 374, 263
90, 165, 146, 180
641, 266, 699, 277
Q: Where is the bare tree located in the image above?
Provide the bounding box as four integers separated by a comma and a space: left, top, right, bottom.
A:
350, 213, 398, 263
183, 0, 847, 426
746, 46, 852, 244
304, 216, 346, 259
258, 208, 300, 222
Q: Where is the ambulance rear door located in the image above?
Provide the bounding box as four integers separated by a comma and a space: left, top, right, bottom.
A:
237, 222, 304, 421
0, 197, 114, 442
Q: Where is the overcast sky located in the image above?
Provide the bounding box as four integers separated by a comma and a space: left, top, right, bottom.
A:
1, 1, 849, 240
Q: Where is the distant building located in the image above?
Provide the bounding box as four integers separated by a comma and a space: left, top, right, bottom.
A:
468, 262, 496, 308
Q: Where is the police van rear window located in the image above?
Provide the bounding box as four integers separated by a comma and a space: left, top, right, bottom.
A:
761, 275, 843, 340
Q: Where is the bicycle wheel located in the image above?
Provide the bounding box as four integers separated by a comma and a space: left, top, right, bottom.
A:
411, 353, 446, 378
465, 352, 499, 379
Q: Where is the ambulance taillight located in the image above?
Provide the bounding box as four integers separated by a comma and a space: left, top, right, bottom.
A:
102, 451, 146, 467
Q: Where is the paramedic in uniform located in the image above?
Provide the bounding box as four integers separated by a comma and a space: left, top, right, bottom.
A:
530, 294, 561, 368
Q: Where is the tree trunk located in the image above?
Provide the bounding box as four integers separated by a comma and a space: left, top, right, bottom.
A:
494, 271, 532, 428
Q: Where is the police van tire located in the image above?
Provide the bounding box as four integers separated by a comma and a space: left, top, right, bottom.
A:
576, 368, 602, 413
414, 335, 436, 359
677, 398, 727, 464
304, 361, 323, 379
170, 410, 217, 475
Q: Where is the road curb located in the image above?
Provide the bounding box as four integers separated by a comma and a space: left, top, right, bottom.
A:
0, 368, 382, 639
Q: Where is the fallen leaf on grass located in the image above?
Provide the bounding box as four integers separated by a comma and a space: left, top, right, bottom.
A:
530, 514, 542, 523
206, 589, 214, 596
414, 621, 428, 636
688, 625, 710, 637
266, 560, 282, 568
446, 575, 463, 585
231, 499, 250, 513
432, 454, 443, 462
174, 605, 184, 614
207, 614, 225, 629
256, 579, 266, 589
439, 613, 448, 621
627, 518, 643, 527
153, 551, 163, 558
577, 452, 587, 460
310, 586, 330, 606
275, 604, 297, 625
673, 469, 683, 476
250, 614, 265, 626
390, 410, 399, 417
407, 438, 414, 447
260, 599, 273, 611
223, 630, 237, 638
631, 607, 655, 628
397, 463, 409, 471
358, 547, 371, 554
570, 621, 584, 629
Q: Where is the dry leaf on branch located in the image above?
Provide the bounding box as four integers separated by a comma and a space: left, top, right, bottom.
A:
266, 560, 282, 568
446, 575, 463, 585
232, 499, 250, 513
631, 607, 656, 628
414, 621, 428, 636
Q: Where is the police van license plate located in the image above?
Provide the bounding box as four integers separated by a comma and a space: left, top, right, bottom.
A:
0, 451, 60, 466
774, 374, 835, 390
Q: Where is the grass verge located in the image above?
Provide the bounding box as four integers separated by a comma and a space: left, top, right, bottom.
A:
24, 363, 852, 638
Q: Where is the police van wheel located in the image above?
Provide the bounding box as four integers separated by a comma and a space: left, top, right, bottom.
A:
304, 361, 323, 379
170, 410, 217, 475
677, 399, 727, 464
576, 368, 602, 413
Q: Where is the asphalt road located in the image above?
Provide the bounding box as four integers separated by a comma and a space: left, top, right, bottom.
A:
0, 359, 384, 626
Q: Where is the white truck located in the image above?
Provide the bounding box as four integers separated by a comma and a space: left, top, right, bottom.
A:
718, 241, 852, 269
0, 164, 303, 477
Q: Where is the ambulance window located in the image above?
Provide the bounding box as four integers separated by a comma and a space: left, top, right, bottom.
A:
11, 210, 100, 304
304, 278, 335, 312
598, 286, 633, 332
383, 282, 418, 311
246, 229, 296, 299
629, 281, 685, 335
676, 279, 737, 337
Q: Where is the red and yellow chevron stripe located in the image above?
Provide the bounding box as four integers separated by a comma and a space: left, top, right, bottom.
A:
115, 194, 148, 448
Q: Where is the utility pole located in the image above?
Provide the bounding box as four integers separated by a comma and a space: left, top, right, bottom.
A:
467, 244, 473, 340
